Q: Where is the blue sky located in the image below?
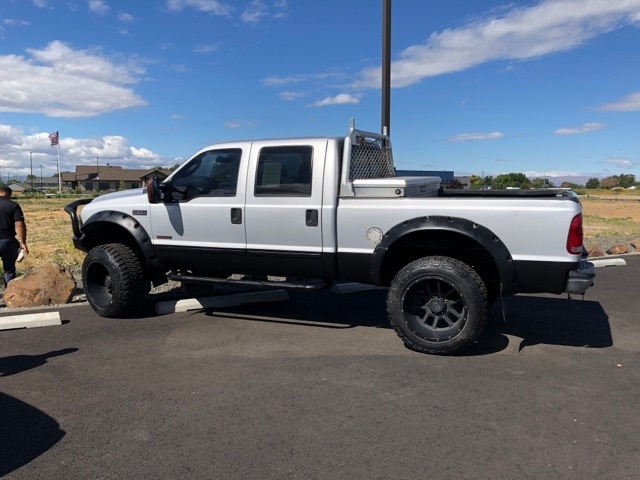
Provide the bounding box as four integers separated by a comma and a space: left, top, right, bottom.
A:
1, 0, 640, 183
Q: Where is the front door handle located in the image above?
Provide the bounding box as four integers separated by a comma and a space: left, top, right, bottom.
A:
305, 209, 318, 227
230, 208, 242, 224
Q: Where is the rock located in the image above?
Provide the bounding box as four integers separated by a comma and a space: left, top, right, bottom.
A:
606, 244, 629, 255
587, 246, 604, 258
3, 263, 77, 308
631, 239, 640, 252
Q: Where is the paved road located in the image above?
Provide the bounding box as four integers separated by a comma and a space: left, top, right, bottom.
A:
1, 257, 639, 479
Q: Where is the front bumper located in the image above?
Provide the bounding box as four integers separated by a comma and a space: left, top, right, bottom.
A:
564, 259, 596, 295
64, 198, 92, 250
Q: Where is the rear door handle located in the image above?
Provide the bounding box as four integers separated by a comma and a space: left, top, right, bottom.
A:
305, 209, 318, 227
230, 208, 242, 224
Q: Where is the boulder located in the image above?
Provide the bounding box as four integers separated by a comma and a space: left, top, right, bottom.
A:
586, 246, 604, 258
631, 239, 640, 252
606, 244, 629, 255
3, 263, 76, 308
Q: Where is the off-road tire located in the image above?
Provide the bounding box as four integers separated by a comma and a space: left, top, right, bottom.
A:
387, 256, 488, 355
82, 243, 150, 318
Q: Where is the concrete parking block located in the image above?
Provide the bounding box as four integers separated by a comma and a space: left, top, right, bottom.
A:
0, 311, 62, 331
156, 289, 289, 315
592, 258, 627, 268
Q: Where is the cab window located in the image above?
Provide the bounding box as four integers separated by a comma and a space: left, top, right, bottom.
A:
171, 148, 241, 198
254, 146, 312, 197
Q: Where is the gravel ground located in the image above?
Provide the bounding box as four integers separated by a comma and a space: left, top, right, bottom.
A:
584, 234, 640, 257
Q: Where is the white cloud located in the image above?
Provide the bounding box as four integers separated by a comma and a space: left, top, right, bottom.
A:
32, 0, 46, 7
241, 0, 268, 24
3, 19, 30, 27
353, 0, 640, 89
598, 92, 640, 111
88, 0, 110, 15
600, 157, 636, 169
166, 0, 232, 16
0, 41, 147, 118
118, 12, 134, 23
0, 124, 172, 175
224, 120, 253, 128
241, 0, 288, 24
554, 122, 607, 135
279, 91, 305, 101
263, 75, 306, 86
446, 132, 505, 142
311, 94, 359, 107
194, 44, 218, 53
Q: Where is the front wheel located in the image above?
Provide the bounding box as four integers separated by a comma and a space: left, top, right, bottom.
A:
82, 243, 150, 318
387, 256, 488, 355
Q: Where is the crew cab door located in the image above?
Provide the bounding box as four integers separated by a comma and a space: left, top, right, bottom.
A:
148, 147, 247, 274
243, 140, 326, 277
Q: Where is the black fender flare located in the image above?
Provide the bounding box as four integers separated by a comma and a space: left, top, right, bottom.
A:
370, 215, 517, 294
80, 210, 163, 270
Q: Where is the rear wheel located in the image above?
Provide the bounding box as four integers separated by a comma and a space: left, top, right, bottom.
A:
82, 243, 150, 318
387, 256, 488, 355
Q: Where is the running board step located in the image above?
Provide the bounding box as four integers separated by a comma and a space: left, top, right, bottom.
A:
168, 273, 328, 290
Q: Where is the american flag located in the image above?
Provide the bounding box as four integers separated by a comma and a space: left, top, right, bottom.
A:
49, 131, 59, 146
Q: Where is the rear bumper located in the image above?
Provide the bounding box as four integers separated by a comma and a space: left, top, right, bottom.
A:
564, 260, 596, 295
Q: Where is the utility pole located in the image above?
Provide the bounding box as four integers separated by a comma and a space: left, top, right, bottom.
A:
381, 0, 391, 137
40, 164, 44, 188
30, 152, 34, 189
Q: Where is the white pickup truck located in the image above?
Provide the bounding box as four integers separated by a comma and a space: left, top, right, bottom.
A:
66, 120, 595, 355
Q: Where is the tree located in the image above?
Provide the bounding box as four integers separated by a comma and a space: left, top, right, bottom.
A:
599, 176, 620, 189
586, 177, 600, 189
531, 177, 555, 189
493, 173, 531, 189
469, 175, 483, 190
619, 173, 636, 188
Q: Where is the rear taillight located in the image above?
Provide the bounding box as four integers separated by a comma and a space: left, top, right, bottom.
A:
567, 213, 583, 254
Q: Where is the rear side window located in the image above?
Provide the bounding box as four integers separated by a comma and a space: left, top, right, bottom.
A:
255, 146, 312, 197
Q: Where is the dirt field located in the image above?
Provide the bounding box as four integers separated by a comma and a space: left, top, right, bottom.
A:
580, 196, 640, 253
8, 193, 640, 278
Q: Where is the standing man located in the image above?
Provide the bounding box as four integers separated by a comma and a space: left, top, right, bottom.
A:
0, 186, 29, 286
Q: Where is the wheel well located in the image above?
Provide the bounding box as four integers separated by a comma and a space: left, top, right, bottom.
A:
81, 220, 166, 285
82, 221, 144, 259
379, 230, 502, 300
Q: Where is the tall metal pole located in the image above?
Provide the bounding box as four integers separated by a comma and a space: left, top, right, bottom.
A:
40, 164, 44, 188
30, 151, 34, 189
381, 0, 391, 137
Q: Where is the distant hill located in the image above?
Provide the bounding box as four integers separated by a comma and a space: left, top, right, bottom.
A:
543, 175, 592, 187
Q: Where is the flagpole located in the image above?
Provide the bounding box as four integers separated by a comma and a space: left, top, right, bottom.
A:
57, 129, 62, 194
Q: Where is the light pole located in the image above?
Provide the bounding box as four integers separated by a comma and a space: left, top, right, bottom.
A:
40, 164, 44, 189
30, 151, 34, 189
381, 0, 391, 137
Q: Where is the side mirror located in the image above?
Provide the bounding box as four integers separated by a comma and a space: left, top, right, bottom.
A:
147, 177, 162, 204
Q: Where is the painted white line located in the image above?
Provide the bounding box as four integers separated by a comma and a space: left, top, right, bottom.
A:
0, 311, 62, 331
155, 290, 289, 315
591, 258, 627, 268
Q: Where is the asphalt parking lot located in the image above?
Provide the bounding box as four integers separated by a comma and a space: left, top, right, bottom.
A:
1, 256, 639, 479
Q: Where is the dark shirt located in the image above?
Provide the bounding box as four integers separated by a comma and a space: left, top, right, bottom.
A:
0, 197, 24, 240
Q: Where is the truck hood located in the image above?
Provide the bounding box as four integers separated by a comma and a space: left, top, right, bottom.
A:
80, 188, 148, 221
87, 188, 147, 205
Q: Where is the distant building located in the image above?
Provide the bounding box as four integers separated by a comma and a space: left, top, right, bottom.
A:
61, 165, 171, 193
